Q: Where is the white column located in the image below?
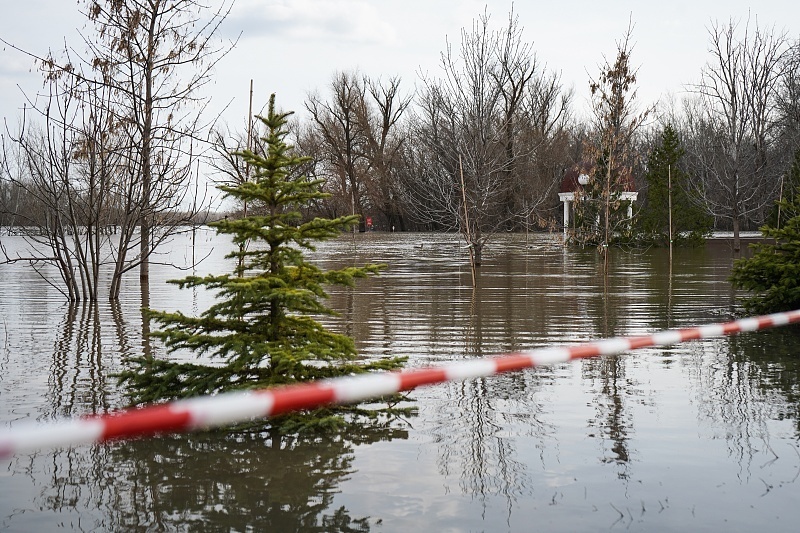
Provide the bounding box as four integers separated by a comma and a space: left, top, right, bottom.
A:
563, 199, 570, 236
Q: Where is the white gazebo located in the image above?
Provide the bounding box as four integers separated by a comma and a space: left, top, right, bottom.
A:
558, 163, 638, 237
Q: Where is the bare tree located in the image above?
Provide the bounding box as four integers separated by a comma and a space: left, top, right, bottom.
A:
209, 125, 251, 199
357, 76, 413, 230
81, 0, 235, 292
776, 38, 800, 163
413, 12, 504, 268
492, 12, 537, 227
685, 18, 789, 252
574, 24, 650, 250
305, 71, 370, 223
1, 58, 124, 301
406, 9, 569, 270
1, 1, 234, 300
517, 68, 574, 229
303, 72, 413, 231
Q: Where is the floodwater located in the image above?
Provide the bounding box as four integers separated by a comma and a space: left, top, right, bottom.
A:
1, 230, 800, 532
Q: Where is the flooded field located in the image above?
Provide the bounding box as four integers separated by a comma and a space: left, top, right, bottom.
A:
2, 230, 800, 532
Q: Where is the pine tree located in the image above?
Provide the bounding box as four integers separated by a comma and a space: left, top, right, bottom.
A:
639, 124, 712, 244
731, 147, 800, 313
120, 95, 405, 428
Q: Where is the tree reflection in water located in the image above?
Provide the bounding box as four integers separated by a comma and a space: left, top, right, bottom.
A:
692, 328, 800, 473
104, 423, 408, 532
428, 373, 554, 510
8, 233, 800, 531
582, 266, 637, 481
3, 297, 410, 532
49, 302, 113, 418
426, 278, 556, 516
583, 353, 636, 478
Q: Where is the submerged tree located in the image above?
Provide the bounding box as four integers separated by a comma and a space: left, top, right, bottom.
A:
573, 24, 649, 249
731, 147, 800, 313
1, 70, 118, 301
120, 96, 405, 430
686, 18, 789, 252
638, 124, 712, 244
1, 0, 234, 300
409, 8, 569, 271
83, 0, 235, 292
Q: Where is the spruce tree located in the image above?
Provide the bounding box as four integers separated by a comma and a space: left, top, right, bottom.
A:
639, 124, 712, 244
120, 95, 404, 427
731, 148, 800, 314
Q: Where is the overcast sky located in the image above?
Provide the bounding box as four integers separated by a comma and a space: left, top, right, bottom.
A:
2, 0, 799, 130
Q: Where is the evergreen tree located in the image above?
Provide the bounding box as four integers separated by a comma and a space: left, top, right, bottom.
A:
120, 95, 404, 429
639, 124, 712, 244
731, 147, 800, 313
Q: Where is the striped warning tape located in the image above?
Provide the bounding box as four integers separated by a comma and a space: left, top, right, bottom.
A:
2, 309, 799, 459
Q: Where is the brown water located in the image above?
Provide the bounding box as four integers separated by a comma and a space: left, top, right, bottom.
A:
2, 230, 800, 532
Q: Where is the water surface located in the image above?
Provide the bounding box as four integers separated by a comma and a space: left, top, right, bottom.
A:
1, 230, 799, 532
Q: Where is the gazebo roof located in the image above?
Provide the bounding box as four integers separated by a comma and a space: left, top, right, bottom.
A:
559, 161, 637, 194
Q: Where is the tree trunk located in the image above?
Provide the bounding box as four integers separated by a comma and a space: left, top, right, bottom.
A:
473, 240, 483, 266
732, 180, 741, 254
139, 9, 157, 283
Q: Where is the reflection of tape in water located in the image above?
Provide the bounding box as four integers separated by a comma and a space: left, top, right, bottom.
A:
2, 309, 800, 459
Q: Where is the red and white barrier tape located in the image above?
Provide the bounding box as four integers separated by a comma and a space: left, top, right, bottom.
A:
2, 309, 800, 459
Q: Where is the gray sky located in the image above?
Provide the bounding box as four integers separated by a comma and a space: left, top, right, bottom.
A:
2, 0, 798, 130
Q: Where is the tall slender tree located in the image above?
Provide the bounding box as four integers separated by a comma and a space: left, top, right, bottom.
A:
573, 24, 650, 249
